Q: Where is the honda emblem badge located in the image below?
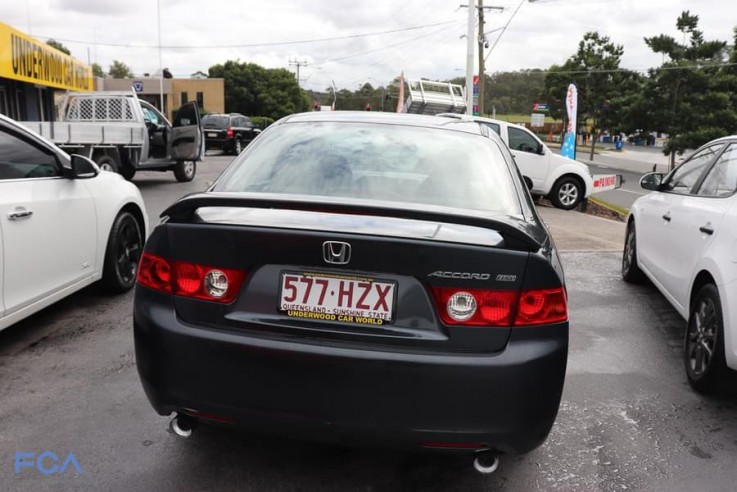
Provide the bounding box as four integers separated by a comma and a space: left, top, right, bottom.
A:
322, 241, 351, 265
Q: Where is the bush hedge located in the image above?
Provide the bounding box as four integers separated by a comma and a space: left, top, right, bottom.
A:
251, 116, 275, 129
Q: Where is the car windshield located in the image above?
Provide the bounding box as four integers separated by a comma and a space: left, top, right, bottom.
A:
214, 121, 522, 215
202, 115, 230, 128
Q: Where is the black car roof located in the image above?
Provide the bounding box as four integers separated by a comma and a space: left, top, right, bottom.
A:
203, 113, 244, 117
282, 111, 485, 136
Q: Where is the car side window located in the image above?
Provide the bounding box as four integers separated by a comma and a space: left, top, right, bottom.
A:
696, 144, 737, 197
508, 127, 539, 154
141, 105, 163, 127
663, 144, 724, 194
481, 122, 500, 136
0, 128, 60, 180
243, 117, 253, 128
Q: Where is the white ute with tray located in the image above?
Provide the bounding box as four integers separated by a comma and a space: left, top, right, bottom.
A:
20, 91, 203, 182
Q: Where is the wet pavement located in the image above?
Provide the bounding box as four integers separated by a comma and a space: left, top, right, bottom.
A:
1, 155, 736, 491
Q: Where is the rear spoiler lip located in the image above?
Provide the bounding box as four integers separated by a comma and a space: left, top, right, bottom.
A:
161, 192, 543, 251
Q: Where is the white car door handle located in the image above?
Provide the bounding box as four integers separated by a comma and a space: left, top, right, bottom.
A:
8, 209, 33, 221
662, 212, 671, 222
699, 225, 714, 235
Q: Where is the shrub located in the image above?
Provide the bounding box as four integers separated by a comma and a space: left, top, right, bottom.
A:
251, 116, 275, 130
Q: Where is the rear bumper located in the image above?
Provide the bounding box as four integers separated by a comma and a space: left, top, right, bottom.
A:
204, 137, 232, 150
134, 290, 568, 455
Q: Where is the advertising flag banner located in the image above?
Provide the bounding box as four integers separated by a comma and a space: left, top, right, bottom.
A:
561, 83, 577, 159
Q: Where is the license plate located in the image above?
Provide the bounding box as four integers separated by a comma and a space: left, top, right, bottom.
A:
279, 272, 396, 325
207, 132, 218, 138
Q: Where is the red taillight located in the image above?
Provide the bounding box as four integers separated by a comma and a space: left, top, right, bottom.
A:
136, 252, 246, 303
431, 288, 517, 326
137, 253, 171, 293
430, 286, 567, 327
226, 127, 234, 139
516, 288, 567, 326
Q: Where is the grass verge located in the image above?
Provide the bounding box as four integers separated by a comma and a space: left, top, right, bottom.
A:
586, 196, 629, 222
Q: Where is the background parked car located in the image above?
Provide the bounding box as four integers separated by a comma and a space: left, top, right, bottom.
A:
622, 136, 737, 393
202, 113, 261, 155
134, 111, 569, 472
437, 113, 596, 210
0, 114, 148, 332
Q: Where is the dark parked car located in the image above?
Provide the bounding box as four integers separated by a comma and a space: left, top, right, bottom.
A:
202, 113, 260, 155
134, 112, 569, 473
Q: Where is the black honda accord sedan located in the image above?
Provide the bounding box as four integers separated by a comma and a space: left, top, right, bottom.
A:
133, 111, 568, 471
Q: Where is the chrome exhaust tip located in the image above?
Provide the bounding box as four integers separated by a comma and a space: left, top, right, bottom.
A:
169, 414, 196, 439
473, 451, 499, 474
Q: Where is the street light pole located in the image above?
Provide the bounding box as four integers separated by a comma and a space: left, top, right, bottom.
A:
465, 0, 475, 115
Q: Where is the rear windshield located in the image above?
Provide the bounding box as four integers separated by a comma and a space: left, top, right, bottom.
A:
214, 121, 521, 215
201, 115, 229, 128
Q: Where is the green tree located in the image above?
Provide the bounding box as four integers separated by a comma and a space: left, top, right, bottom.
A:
639, 11, 737, 167
541, 32, 640, 160
208, 60, 310, 119
45, 39, 70, 55
451, 70, 547, 116
109, 60, 133, 78
91, 63, 105, 78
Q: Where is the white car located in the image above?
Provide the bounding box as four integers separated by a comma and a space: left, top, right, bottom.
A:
0, 114, 148, 332
622, 136, 737, 392
437, 114, 594, 209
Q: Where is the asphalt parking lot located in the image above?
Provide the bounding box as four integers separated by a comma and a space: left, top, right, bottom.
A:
2, 154, 737, 491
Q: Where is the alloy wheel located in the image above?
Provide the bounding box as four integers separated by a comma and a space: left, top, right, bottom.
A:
686, 297, 718, 378
558, 182, 579, 207
623, 226, 635, 275
116, 219, 142, 285
183, 161, 195, 179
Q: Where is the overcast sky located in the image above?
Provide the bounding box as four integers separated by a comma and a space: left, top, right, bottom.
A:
6, 0, 736, 91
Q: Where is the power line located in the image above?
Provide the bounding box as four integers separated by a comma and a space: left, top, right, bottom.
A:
316, 23, 462, 65
484, 0, 526, 62
35, 20, 459, 50
305, 22, 461, 90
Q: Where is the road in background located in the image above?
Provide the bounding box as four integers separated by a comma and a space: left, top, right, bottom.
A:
553, 143, 683, 211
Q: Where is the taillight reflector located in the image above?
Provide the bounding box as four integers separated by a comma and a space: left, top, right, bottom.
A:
430, 286, 567, 327
136, 253, 246, 303
226, 127, 234, 139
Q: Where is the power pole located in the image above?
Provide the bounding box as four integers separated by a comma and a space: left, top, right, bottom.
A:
477, 2, 504, 116
465, 0, 475, 115
289, 59, 308, 87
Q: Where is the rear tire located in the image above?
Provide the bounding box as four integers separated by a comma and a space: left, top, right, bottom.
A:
685, 284, 728, 393
95, 154, 119, 174
119, 165, 136, 181
174, 160, 196, 182
101, 211, 143, 293
233, 138, 243, 155
622, 220, 645, 283
549, 176, 582, 210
